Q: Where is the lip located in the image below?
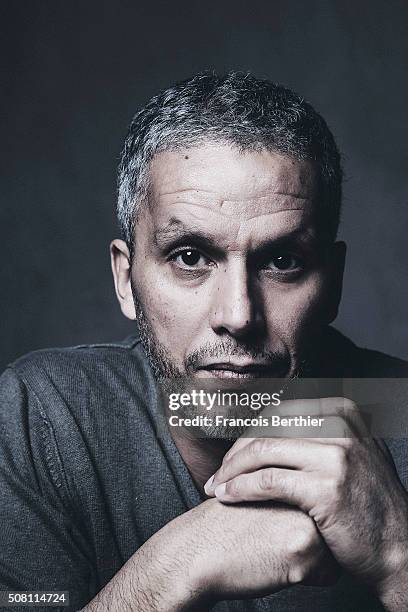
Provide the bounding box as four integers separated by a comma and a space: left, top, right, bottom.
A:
196, 362, 276, 379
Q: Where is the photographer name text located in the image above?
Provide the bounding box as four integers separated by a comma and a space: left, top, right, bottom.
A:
168, 414, 325, 428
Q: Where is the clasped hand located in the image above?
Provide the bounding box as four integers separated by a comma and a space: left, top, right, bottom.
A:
204, 397, 408, 600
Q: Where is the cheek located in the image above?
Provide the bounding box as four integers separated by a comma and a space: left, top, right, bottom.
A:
262, 273, 327, 340
133, 263, 207, 349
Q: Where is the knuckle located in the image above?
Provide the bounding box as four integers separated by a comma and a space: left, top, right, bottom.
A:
223, 445, 239, 462
287, 562, 307, 585
341, 397, 356, 410
225, 478, 241, 497
222, 450, 233, 463
219, 454, 241, 481
331, 396, 355, 412
249, 438, 269, 456
216, 463, 228, 481
329, 445, 347, 469
340, 435, 353, 449
328, 472, 346, 502
258, 469, 274, 491
286, 521, 319, 582
341, 399, 358, 422
292, 519, 317, 553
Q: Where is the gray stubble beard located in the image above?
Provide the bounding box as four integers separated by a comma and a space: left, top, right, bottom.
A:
131, 286, 304, 439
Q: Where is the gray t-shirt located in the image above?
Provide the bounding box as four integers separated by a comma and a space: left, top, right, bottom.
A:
0, 332, 407, 611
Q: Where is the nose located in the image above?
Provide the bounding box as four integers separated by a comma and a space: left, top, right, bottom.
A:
209, 260, 263, 339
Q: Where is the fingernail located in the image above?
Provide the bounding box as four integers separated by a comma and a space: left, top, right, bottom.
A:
204, 474, 215, 495
214, 483, 226, 498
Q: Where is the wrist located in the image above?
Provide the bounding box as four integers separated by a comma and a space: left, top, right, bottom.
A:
373, 546, 408, 611
149, 504, 218, 609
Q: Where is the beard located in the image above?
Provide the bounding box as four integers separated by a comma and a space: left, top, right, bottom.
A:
132, 287, 305, 439
133, 293, 184, 380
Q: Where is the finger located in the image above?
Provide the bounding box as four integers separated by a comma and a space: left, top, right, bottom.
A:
262, 397, 367, 436
222, 414, 357, 472
214, 467, 318, 511
211, 399, 368, 490
244, 414, 357, 442
206, 430, 354, 495
223, 418, 354, 470
222, 436, 254, 463
205, 438, 326, 495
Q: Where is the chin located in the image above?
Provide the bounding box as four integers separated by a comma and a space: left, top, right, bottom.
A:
197, 425, 247, 441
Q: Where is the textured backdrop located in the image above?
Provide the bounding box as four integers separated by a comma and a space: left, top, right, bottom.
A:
1, 0, 407, 371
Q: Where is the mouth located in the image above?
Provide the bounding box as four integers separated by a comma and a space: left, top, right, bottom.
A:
195, 362, 281, 379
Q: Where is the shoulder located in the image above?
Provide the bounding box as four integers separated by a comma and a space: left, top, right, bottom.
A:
9, 335, 142, 371
2, 335, 156, 426
320, 327, 408, 377
0, 336, 159, 495
8, 335, 148, 388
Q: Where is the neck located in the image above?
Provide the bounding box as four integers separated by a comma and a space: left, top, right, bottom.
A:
170, 429, 233, 493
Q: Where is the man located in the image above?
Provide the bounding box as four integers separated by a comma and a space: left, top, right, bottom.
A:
0, 72, 407, 611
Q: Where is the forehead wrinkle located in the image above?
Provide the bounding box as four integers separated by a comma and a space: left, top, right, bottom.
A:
217, 196, 312, 216
158, 188, 218, 198
157, 187, 312, 199
273, 191, 312, 200
234, 211, 316, 248
158, 203, 310, 232
159, 194, 313, 220
149, 145, 319, 214
231, 208, 308, 222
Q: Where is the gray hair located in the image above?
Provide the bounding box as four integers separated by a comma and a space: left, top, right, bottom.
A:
117, 72, 342, 251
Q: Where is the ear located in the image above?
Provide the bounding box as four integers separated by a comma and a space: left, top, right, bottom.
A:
325, 241, 346, 324
110, 239, 136, 320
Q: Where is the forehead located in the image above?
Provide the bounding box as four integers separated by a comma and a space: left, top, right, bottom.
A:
145, 144, 319, 246
149, 143, 317, 204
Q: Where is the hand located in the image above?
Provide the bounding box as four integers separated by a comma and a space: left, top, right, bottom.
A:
83, 497, 338, 612
204, 397, 408, 604
170, 497, 338, 603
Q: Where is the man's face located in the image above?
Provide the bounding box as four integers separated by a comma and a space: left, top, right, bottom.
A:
112, 143, 344, 382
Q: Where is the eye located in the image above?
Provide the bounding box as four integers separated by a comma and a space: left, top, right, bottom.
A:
265, 253, 303, 272
170, 248, 210, 270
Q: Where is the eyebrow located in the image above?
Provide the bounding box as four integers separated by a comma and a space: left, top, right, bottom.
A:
153, 218, 318, 253
154, 221, 218, 247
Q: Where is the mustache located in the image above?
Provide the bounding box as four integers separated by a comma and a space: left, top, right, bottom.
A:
185, 339, 289, 371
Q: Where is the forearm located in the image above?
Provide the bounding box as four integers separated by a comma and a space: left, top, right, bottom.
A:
377, 563, 408, 612
81, 497, 338, 610
81, 516, 211, 612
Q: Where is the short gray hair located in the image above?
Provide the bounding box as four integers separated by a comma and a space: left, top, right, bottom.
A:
117, 72, 342, 250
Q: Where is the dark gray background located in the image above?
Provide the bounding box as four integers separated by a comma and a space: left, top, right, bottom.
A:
1, 0, 407, 372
